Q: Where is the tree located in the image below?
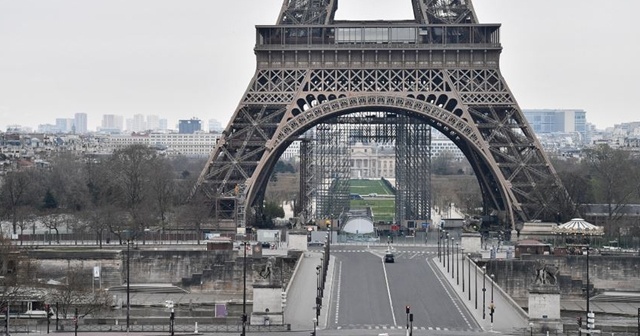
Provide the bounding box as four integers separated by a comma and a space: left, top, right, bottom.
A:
14, 206, 38, 245
40, 213, 65, 244
0, 170, 38, 234
583, 145, 640, 222
432, 151, 456, 175
0, 237, 40, 312
176, 195, 211, 244
46, 265, 111, 319
148, 158, 175, 229
45, 154, 90, 212
109, 145, 158, 241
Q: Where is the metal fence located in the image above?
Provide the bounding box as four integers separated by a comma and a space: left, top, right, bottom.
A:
54, 320, 290, 333
511, 327, 640, 336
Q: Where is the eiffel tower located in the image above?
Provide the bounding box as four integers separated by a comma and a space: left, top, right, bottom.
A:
194, 0, 567, 230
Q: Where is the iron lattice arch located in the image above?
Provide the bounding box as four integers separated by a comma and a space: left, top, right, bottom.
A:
194, 0, 568, 230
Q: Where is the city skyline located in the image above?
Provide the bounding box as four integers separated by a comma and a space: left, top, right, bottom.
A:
1, 0, 639, 131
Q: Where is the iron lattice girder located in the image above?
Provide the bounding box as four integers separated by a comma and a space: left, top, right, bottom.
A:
314, 123, 351, 219
395, 116, 432, 224
277, 0, 477, 25
299, 138, 315, 220
413, 0, 478, 24
278, 0, 337, 25
194, 0, 568, 228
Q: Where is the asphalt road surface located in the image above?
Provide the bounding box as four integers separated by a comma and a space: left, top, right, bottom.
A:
327, 245, 480, 333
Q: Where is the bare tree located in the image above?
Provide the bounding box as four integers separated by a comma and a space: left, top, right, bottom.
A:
0, 170, 38, 234
45, 153, 90, 212
40, 212, 65, 244
46, 265, 111, 319
148, 158, 175, 231
0, 237, 40, 312
176, 194, 210, 244
14, 206, 37, 245
109, 145, 157, 241
584, 145, 640, 222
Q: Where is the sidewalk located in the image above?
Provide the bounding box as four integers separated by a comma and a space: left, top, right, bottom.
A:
283, 251, 335, 332
432, 253, 529, 333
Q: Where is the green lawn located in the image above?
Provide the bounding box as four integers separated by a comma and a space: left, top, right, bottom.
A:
350, 179, 394, 196
351, 199, 395, 222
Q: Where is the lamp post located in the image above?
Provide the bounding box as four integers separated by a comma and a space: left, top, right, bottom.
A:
445, 232, 450, 271
126, 238, 132, 332
438, 229, 441, 262
529, 322, 533, 336
451, 238, 455, 279
315, 267, 321, 320
461, 247, 464, 291
169, 308, 175, 336
467, 253, 471, 301
475, 259, 478, 309
482, 265, 486, 319
241, 241, 248, 336
316, 265, 321, 298
585, 245, 590, 331
456, 243, 460, 285
490, 273, 495, 327
312, 317, 317, 336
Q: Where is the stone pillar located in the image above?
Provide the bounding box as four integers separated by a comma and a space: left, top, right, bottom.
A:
251, 284, 284, 325
460, 233, 482, 254
528, 285, 563, 333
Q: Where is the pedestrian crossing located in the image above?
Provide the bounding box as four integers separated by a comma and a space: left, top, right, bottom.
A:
333, 250, 437, 256
335, 324, 477, 332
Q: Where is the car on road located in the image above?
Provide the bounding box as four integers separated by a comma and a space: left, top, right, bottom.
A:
384, 253, 395, 263
308, 240, 324, 247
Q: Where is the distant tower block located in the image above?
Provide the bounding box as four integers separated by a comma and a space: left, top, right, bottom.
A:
193, 0, 568, 230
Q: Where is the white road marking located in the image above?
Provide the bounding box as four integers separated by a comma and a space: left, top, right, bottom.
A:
334, 261, 343, 325
382, 256, 398, 326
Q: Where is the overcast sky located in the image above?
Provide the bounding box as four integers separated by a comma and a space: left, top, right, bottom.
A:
1, 0, 638, 132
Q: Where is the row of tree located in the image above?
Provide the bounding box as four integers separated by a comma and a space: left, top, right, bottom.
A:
553, 145, 640, 233
0, 145, 210, 245
431, 144, 640, 236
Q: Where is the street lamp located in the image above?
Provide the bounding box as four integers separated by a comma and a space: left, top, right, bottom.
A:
529, 322, 534, 336
475, 259, 478, 309
467, 253, 471, 301
490, 273, 495, 327
445, 232, 450, 271
585, 245, 590, 331
316, 265, 321, 299
461, 247, 464, 291
241, 241, 248, 336
451, 238, 455, 279
456, 243, 459, 285
312, 317, 317, 336
169, 308, 175, 336
438, 228, 442, 262
315, 267, 321, 320
126, 238, 132, 332
482, 265, 486, 319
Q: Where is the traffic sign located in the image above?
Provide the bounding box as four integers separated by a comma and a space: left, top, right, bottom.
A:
587, 311, 595, 329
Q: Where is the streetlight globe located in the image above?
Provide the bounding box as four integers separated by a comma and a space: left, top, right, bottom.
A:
491, 273, 495, 278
